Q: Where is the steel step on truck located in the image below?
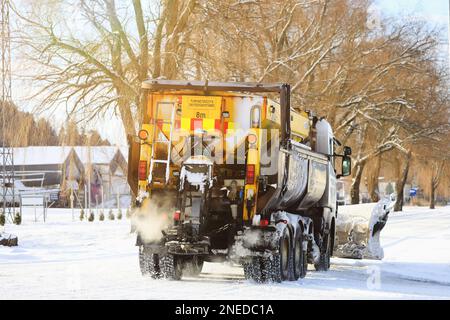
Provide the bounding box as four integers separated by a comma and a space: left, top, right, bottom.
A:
128, 80, 352, 282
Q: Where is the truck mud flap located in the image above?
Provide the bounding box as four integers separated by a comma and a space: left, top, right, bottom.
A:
142, 243, 167, 255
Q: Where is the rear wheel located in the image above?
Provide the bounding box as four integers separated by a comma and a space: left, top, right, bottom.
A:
293, 227, 308, 280
139, 247, 162, 278
314, 231, 331, 271
269, 254, 282, 283
279, 228, 292, 280
265, 227, 292, 282
139, 246, 150, 275
161, 254, 182, 280
243, 261, 253, 280
183, 256, 204, 277
149, 254, 162, 278
243, 227, 293, 283
243, 257, 265, 283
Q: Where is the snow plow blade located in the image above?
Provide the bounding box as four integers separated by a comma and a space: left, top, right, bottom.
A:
334, 196, 395, 260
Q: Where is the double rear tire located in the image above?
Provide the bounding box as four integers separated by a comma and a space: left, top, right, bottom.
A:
243, 226, 308, 283
139, 247, 161, 278
182, 256, 204, 277
293, 227, 308, 280
160, 254, 183, 280
314, 231, 332, 271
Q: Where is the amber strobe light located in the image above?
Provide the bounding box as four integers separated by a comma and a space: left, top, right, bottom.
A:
248, 134, 258, 145
138, 129, 149, 140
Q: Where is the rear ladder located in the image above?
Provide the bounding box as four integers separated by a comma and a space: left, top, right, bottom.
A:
148, 102, 176, 185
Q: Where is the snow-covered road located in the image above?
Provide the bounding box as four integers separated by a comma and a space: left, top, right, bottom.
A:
1, 206, 449, 299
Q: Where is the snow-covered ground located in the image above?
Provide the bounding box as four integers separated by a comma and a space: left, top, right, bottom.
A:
1, 206, 449, 300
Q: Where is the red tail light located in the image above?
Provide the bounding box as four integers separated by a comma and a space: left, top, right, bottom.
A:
173, 210, 181, 221
138, 160, 147, 180
246, 164, 255, 184
260, 219, 269, 227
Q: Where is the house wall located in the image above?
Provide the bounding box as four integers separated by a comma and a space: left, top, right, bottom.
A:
87, 162, 130, 203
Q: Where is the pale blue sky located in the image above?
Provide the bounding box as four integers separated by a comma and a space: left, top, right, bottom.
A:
377, 0, 448, 19
375, 0, 449, 67
375, 0, 449, 41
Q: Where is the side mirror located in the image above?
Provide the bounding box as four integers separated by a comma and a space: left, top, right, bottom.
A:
344, 146, 352, 156
341, 156, 351, 177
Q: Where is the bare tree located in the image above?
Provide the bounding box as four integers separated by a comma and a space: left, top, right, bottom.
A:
429, 160, 446, 209
12, 0, 448, 209
14, 0, 198, 137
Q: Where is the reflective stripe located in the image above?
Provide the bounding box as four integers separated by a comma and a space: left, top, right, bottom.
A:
215, 119, 221, 130
178, 118, 235, 133
191, 118, 203, 131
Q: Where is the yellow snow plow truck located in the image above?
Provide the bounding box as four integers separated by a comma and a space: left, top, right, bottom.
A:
128, 80, 353, 282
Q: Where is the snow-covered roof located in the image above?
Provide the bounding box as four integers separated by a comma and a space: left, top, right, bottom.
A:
12, 146, 74, 166
73, 146, 120, 165
119, 146, 128, 160
7, 146, 126, 168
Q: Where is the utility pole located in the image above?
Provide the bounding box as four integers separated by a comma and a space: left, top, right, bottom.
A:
1, 0, 16, 224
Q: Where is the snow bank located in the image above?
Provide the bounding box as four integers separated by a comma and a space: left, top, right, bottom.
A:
0, 232, 18, 246
335, 197, 394, 260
